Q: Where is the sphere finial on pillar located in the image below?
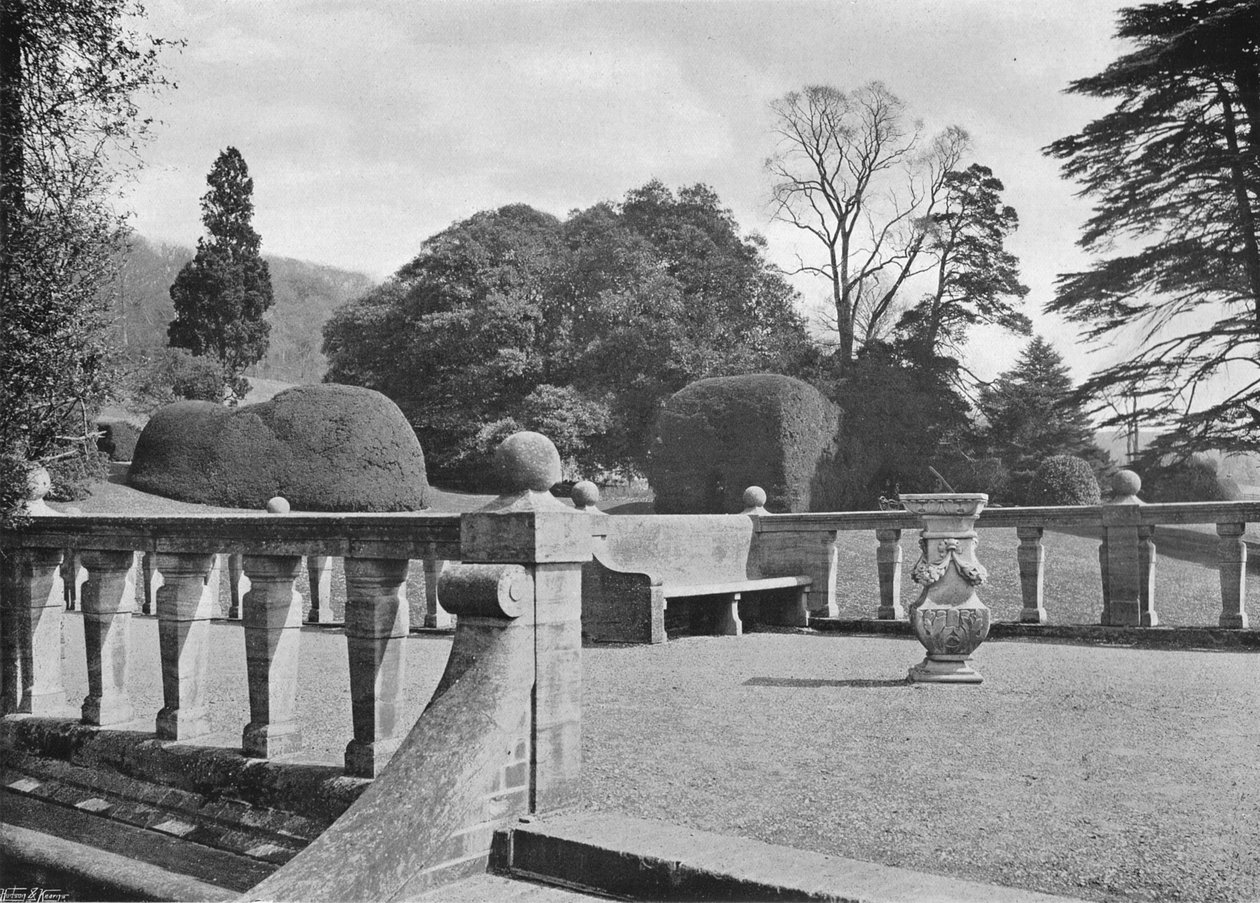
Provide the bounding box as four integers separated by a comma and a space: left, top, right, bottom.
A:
1109, 470, 1142, 504
741, 486, 768, 514
482, 431, 567, 512
571, 480, 600, 512
21, 465, 56, 516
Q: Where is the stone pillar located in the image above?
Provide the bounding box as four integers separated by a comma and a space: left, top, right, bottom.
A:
875, 528, 904, 620
1100, 471, 1157, 627
900, 493, 990, 684
154, 552, 217, 740
1016, 525, 1047, 624
306, 555, 335, 624
241, 555, 306, 758
343, 556, 410, 777
79, 550, 137, 726
1217, 522, 1248, 629
1, 548, 70, 716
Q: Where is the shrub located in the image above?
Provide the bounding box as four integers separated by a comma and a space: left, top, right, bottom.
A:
1027, 455, 1101, 506
96, 418, 144, 462
46, 446, 110, 501
129, 385, 428, 510
648, 373, 842, 513
1140, 455, 1234, 502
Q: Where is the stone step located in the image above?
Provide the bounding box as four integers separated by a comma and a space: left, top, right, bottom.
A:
498, 811, 1088, 903
410, 873, 611, 901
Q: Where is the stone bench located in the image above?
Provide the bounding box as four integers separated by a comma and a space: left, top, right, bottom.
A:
581, 514, 813, 644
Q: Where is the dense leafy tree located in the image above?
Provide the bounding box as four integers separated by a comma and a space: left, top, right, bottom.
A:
0, 0, 172, 516
765, 82, 970, 367
1045, 0, 1260, 454
896, 164, 1031, 358
978, 337, 1109, 502
324, 186, 813, 482
168, 147, 274, 401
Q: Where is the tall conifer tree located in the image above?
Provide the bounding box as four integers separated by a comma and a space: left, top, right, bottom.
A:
169, 146, 273, 400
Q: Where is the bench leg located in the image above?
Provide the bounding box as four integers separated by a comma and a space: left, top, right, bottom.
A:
716, 594, 743, 637
789, 588, 809, 627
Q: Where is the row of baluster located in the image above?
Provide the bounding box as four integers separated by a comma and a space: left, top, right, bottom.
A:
869, 521, 1250, 629
2, 548, 443, 777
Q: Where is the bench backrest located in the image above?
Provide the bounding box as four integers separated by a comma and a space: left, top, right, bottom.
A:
592, 515, 760, 587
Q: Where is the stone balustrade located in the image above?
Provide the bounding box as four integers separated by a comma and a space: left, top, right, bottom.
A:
1, 510, 463, 779
756, 471, 1259, 630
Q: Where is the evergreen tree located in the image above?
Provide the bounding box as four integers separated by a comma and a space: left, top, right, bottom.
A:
979, 336, 1109, 502
168, 147, 274, 401
1045, 0, 1260, 454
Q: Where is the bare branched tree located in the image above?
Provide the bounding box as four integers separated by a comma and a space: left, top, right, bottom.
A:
766, 82, 968, 367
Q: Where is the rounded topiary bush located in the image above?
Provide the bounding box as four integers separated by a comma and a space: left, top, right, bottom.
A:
1027, 455, 1101, 506
129, 385, 428, 510
648, 373, 842, 513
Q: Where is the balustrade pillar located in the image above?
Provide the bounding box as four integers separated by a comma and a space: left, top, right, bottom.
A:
343, 556, 410, 777
154, 552, 217, 740
241, 555, 306, 757
1016, 526, 1047, 624
1, 548, 70, 716
874, 528, 904, 620
1100, 471, 1158, 627
79, 550, 137, 726
306, 555, 334, 623
1217, 522, 1248, 629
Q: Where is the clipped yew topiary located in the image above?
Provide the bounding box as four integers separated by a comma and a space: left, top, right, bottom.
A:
1027, 455, 1101, 506
648, 373, 842, 513
128, 385, 428, 510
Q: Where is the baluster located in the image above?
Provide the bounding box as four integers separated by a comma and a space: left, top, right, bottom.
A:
1016, 525, 1047, 624
422, 552, 452, 629
226, 552, 248, 619
1218, 522, 1248, 629
140, 551, 161, 615
241, 555, 305, 757
875, 528, 904, 619
79, 550, 137, 726
306, 555, 334, 623
154, 552, 217, 740
1098, 535, 1110, 625
1, 548, 70, 716
1138, 525, 1158, 627
343, 556, 410, 777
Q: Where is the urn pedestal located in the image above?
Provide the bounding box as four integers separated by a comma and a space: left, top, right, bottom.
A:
900, 493, 990, 685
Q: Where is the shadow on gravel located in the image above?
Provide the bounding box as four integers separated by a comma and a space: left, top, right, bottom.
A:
743, 677, 909, 689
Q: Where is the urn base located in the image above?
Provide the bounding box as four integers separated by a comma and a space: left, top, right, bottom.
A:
908, 654, 983, 684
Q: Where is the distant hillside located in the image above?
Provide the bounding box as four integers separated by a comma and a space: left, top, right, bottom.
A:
107, 235, 375, 383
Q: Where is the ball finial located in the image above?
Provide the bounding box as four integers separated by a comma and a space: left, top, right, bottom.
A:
742, 485, 768, 513
1110, 469, 1142, 502
493, 431, 562, 494
265, 496, 291, 514
571, 480, 600, 511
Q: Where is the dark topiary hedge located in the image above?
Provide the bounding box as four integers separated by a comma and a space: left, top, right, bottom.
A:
647, 373, 842, 513
128, 385, 428, 510
1027, 455, 1101, 506
96, 418, 144, 462
1140, 455, 1237, 502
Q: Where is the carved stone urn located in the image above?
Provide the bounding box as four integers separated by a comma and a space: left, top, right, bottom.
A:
900, 493, 990, 684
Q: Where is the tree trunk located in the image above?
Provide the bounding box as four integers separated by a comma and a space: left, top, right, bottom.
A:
0, 0, 26, 285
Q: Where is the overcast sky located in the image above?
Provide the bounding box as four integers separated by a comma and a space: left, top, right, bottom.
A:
128, 0, 1134, 382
